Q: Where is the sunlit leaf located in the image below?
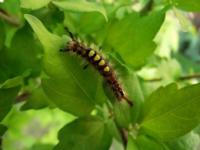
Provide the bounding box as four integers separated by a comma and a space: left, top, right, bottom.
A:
171, 0, 200, 12
141, 83, 200, 140
105, 9, 166, 69
20, 0, 52, 10
53, 0, 108, 21
24, 14, 106, 116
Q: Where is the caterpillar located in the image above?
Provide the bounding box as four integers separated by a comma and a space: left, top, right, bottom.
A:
60, 30, 133, 106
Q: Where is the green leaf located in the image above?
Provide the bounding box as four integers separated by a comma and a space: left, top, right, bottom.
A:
0, 76, 23, 89
157, 59, 182, 83
114, 101, 132, 128
52, 0, 108, 21
24, 14, 64, 50
0, 124, 7, 150
24, 14, 106, 116
167, 131, 200, 150
0, 76, 22, 122
0, 87, 20, 121
121, 69, 144, 123
127, 136, 139, 150
105, 9, 166, 69
141, 83, 200, 140
55, 116, 111, 150
64, 12, 106, 35
20, 0, 52, 10
107, 53, 144, 123
21, 84, 51, 111
30, 144, 54, 150
0, 124, 7, 136
42, 77, 96, 116
171, 0, 200, 12
127, 135, 168, 150
3, 24, 42, 77
106, 120, 122, 142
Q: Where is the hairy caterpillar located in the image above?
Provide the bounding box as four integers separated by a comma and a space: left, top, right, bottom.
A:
60, 30, 133, 106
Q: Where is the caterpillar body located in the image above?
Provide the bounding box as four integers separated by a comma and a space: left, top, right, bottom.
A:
60, 33, 133, 106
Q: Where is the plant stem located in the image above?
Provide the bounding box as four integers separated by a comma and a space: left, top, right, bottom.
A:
106, 102, 129, 148
142, 73, 200, 82
118, 127, 129, 147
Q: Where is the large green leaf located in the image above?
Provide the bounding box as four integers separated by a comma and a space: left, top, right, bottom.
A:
141, 83, 200, 140
171, 0, 200, 12
52, 0, 108, 21
24, 14, 107, 116
54, 116, 111, 150
105, 9, 166, 69
20, 0, 52, 10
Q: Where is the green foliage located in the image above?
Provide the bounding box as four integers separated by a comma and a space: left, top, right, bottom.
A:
0, 82, 20, 121
167, 131, 200, 150
105, 9, 166, 68
141, 83, 200, 140
0, 0, 200, 150
20, 0, 52, 10
55, 116, 111, 150
127, 135, 168, 150
171, 0, 200, 12
21, 80, 51, 110
52, 0, 108, 21
25, 14, 104, 116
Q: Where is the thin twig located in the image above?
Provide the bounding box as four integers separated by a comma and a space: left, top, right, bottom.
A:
106, 101, 129, 148
143, 73, 200, 82
143, 78, 162, 82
